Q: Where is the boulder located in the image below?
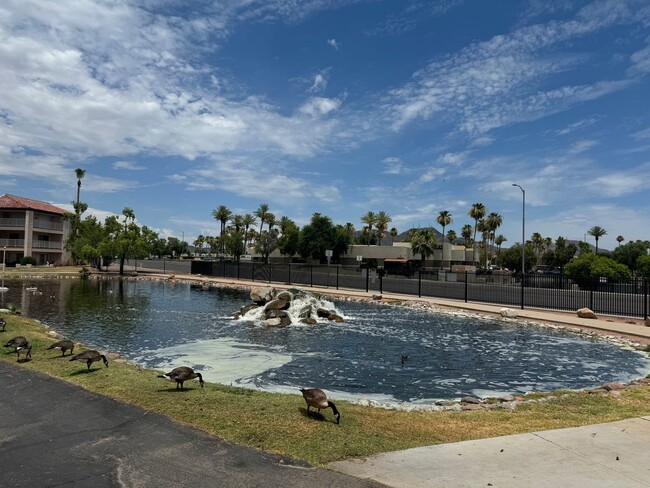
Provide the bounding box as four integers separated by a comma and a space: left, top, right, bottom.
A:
264, 299, 290, 311
298, 305, 312, 319
500, 308, 518, 318
645, 317, 650, 327
316, 308, 334, 318
601, 382, 625, 391
240, 304, 259, 315
460, 396, 481, 404
261, 318, 284, 327
577, 307, 598, 319
47, 330, 64, 340
277, 291, 293, 302
250, 286, 276, 304
300, 317, 317, 325
327, 313, 345, 323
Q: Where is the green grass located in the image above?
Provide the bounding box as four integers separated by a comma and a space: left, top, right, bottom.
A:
2, 312, 650, 466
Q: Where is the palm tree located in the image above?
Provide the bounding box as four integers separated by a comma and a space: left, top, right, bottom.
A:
484, 212, 502, 265
193, 235, 205, 255
435, 211, 453, 239
242, 213, 257, 250
211, 205, 232, 253
530, 232, 545, 263
255, 203, 270, 238
446, 229, 457, 244
468, 203, 486, 264
588, 226, 607, 255
495, 234, 507, 256
279, 216, 294, 234
230, 214, 244, 233
616, 235, 625, 246
375, 211, 392, 246
266, 213, 276, 232
74, 168, 86, 237
461, 224, 473, 247
389, 227, 398, 244
409, 228, 437, 268
360, 211, 377, 246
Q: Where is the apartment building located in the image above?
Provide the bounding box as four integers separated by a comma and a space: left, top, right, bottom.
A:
0, 194, 71, 266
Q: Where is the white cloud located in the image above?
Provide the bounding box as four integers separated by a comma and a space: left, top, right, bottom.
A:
567, 139, 598, 154
556, 117, 599, 135
309, 72, 328, 93
381, 157, 405, 175
113, 160, 146, 170
298, 97, 342, 117
327, 38, 340, 49
420, 166, 446, 183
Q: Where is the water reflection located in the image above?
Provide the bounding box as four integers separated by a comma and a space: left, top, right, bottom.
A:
2, 278, 649, 403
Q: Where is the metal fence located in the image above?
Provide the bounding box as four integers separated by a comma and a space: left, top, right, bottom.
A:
191, 261, 649, 319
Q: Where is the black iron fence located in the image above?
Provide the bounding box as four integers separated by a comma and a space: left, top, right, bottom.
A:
191, 261, 649, 319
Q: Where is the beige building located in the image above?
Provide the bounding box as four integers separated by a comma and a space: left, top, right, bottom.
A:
0, 194, 71, 266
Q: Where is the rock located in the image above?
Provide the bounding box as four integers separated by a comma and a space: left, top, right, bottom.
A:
298, 305, 312, 319
372, 294, 382, 300
250, 286, 276, 304
261, 318, 284, 327
277, 291, 293, 302
601, 382, 625, 391
300, 318, 317, 325
264, 299, 290, 311
500, 308, 518, 318
105, 352, 121, 361
316, 308, 333, 318
435, 400, 455, 406
577, 307, 598, 319
240, 304, 259, 315
327, 313, 344, 323
645, 317, 650, 327
231, 312, 241, 319
265, 310, 292, 326
460, 396, 481, 404
497, 394, 515, 402
47, 330, 64, 340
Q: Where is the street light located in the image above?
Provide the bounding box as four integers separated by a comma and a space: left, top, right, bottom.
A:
512, 184, 525, 275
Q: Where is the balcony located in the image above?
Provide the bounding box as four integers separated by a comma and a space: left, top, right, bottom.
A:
33, 241, 63, 250
0, 239, 25, 248
34, 220, 64, 231
0, 218, 26, 227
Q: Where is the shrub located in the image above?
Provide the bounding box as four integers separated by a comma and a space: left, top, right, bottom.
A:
20, 256, 37, 266
565, 253, 632, 288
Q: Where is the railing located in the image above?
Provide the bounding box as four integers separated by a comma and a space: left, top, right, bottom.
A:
33, 220, 63, 231
190, 261, 649, 319
32, 241, 62, 249
0, 218, 26, 227
0, 238, 25, 248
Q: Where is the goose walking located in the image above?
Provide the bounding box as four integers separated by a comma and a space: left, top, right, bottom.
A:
4, 336, 31, 361
69, 350, 108, 370
158, 367, 204, 390
300, 388, 340, 424
47, 339, 75, 357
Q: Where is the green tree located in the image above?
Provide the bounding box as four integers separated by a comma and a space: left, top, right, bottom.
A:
299, 213, 349, 262
497, 243, 536, 272
587, 225, 607, 255
436, 210, 452, 241
636, 255, 650, 279
277, 222, 300, 259
565, 253, 631, 288
255, 203, 270, 239
408, 228, 437, 268
242, 213, 257, 251
389, 227, 398, 244
375, 211, 392, 246
446, 229, 457, 244
616, 235, 625, 246
211, 205, 231, 254
360, 211, 377, 246
468, 203, 486, 263
541, 236, 576, 270
223, 230, 245, 260
494, 234, 507, 256
255, 230, 278, 263
460, 224, 473, 247
611, 240, 650, 273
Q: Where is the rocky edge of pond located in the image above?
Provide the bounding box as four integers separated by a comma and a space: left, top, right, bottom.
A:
73, 274, 650, 412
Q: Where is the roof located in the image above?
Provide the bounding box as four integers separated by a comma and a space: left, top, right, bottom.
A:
0, 194, 66, 215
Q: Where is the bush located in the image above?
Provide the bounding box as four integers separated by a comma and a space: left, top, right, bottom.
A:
565, 253, 632, 288
20, 256, 37, 266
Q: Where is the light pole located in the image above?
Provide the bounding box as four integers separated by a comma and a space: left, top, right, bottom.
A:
512, 184, 525, 309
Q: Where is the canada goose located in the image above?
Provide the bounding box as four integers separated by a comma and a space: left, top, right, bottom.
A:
69, 350, 108, 370
47, 339, 75, 357
158, 367, 204, 390
4, 336, 31, 361
300, 388, 340, 424
0, 318, 6, 331
401, 355, 409, 365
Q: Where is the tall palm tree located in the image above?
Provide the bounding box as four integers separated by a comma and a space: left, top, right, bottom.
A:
409, 228, 437, 268
255, 203, 270, 238
344, 222, 355, 241
494, 234, 507, 256
435, 210, 453, 239
242, 213, 257, 250
74, 168, 86, 237
485, 212, 502, 265
279, 216, 294, 234
468, 203, 486, 264
211, 205, 232, 253
266, 213, 276, 232
460, 224, 473, 247
375, 211, 392, 246
389, 227, 398, 244
588, 226, 607, 255
193, 235, 205, 254
446, 229, 457, 244
230, 214, 244, 233
360, 211, 377, 246
530, 232, 545, 263
616, 235, 624, 246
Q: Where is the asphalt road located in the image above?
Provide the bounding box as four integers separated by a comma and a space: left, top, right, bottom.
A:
0, 361, 385, 488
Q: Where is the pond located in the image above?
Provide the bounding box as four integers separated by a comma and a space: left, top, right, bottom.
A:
2, 278, 649, 404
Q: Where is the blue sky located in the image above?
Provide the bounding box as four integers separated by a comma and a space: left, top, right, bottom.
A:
1, 0, 650, 251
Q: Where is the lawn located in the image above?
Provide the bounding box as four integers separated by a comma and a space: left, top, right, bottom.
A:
2, 312, 650, 466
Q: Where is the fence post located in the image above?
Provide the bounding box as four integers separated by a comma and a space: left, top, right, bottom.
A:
222, 260, 226, 277
288, 264, 291, 285
366, 267, 370, 293
418, 269, 422, 298
380, 274, 383, 294
336, 265, 339, 290
590, 276, 595, 312
520, 271, 524, 310
237, 261, 240, 280
251, 263, 255, 282
269, 263, 272, 283
465, 271, 468, 302
310, 265, 313, 287
643, 278, 648, 322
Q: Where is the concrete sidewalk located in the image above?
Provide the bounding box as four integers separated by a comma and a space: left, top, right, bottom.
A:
330, 417, 650, 487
